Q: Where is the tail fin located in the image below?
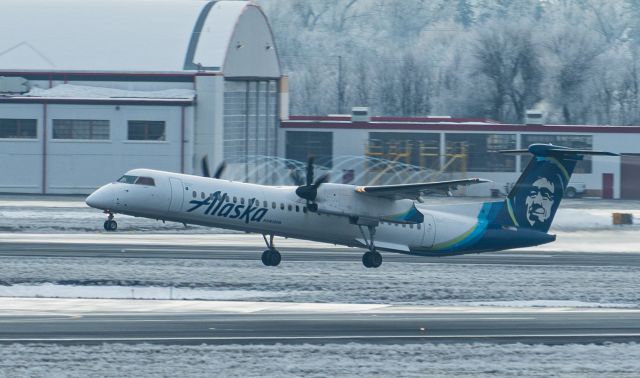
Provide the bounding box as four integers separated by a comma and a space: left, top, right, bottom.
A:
499, 144, 618, 233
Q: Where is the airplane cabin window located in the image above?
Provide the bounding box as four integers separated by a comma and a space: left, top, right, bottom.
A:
280, 203, 284, 210
201, 192, 205, 199
192, 191, 196, 198
409, 224, 413, 229
263, 201, 267, 208
241, 198, 245, 205
417, 224, 421, 230
402, 224, 406, 228
117, 175, 138, 184
272, 202, 276, 209
233, 196, 237, 203
303, 207, 307, 213
295, 205, 299, 212
287, 204, 292, 211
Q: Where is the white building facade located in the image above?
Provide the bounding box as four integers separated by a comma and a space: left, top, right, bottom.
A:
280, 115, 640, 199
0, 0, 282, 194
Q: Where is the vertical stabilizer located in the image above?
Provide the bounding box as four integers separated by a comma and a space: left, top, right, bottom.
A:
501, 144, 617, 233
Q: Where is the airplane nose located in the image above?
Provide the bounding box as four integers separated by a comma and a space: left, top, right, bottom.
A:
86, 185, 114, 209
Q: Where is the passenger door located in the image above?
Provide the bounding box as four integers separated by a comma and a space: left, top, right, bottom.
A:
168, 178, 184, 212
421, 213, 436, 248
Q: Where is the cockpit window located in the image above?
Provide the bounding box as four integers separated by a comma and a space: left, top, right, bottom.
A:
117, 175, 138, 184
135, 177, 155, 186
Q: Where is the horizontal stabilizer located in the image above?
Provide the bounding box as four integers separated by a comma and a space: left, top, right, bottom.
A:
355, 178, 491, 200
500, 144, 619, 157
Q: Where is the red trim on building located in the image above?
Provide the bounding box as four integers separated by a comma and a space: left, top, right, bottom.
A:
281, 119, 640, 134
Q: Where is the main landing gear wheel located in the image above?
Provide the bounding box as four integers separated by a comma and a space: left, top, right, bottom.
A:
362, 251, 382, 268
261, 249, 282, 267
261, 234, 281, 266
103, 211, 117, 231
358, 224, 383, 268
103, 220, 117, 231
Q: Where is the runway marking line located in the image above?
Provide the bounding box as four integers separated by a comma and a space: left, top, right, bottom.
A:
2, 333, 640, 343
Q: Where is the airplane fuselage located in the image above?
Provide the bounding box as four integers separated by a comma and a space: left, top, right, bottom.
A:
87, 169, 555, 257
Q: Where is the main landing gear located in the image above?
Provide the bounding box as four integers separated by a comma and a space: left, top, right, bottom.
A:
358, 224, 382, 268
103, 211, 117, 231
261, 234, 281, 267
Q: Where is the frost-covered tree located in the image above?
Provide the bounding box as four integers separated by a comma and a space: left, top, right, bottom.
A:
257, 0, 640, 125
455, 0, 475, 28
472, 21, 541, 122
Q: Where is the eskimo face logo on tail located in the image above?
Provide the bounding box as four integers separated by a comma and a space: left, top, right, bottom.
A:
514, 159, 566, 231
525, 177, 555, 227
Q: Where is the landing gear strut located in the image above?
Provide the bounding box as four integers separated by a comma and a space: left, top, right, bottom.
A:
358, 225, 382, 268
103, 211, 117, 231
261, 234, 281, 267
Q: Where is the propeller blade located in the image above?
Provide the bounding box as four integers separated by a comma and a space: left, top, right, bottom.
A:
313, 173, 329, 187
290, 169, 304, 186
201, 156, 211, 178
306, 156, 315, 186
213, 161, 226, 179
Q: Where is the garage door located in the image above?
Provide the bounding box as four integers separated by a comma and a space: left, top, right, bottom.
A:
621, 155, 640, 199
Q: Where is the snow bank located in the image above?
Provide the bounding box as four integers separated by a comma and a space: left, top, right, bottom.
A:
2, 342, 639, 378
25, 84, 195, 100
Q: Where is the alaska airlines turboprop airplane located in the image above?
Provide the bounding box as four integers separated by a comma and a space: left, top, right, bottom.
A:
85, 144, 617, 268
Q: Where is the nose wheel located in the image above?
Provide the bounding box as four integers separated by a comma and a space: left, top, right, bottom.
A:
103, 211, 117, 231
261, 234, 281, 266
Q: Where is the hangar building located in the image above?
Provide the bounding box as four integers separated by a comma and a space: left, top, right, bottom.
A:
0, 0, 282, 194
281, 112, 640, 199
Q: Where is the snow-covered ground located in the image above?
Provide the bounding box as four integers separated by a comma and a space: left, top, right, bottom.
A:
2, 342, 639, 378
1, 195, 639, 308
1, 256, 639, 307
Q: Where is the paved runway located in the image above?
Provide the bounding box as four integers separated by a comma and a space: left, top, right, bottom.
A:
1, 241, 639, 267
1, 310, 639, 345
1, 235, 639, 346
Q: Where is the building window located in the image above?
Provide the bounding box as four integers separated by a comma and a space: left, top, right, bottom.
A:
223, 80, 278, 182
445, 133, 517, 172
368, 132, 440, 170
128, 120, 166, 141
52, 119, 109, 140
0, 119, 37, 139
286, 131, 333, 168
522, 134, 593, 173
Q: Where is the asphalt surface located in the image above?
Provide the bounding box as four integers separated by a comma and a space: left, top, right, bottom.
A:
2, 240, 639, 346
1, 311, 639, 345
1, 242, 639, 267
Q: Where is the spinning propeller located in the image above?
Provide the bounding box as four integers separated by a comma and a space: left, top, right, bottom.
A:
294, 156, 329, 212
201, 156, 226, 179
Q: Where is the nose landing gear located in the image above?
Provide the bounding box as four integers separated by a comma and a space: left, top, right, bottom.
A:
261, 234, 281, 266
103, 211, 117, 231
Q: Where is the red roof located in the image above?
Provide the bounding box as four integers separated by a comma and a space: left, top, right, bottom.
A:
281, 116, 640, 134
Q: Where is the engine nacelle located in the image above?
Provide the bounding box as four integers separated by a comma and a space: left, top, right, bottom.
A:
314, 183, 423, 224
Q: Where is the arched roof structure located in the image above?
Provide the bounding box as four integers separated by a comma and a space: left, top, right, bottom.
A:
0, 0, 280, 77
